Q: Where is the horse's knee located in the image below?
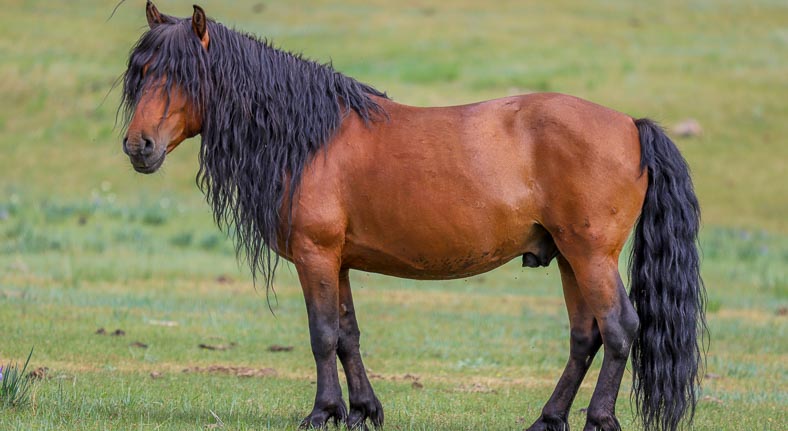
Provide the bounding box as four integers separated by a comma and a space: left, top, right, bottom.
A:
309, 324, 339, 358
339, 308, 361, 337
337, 327, 361, 356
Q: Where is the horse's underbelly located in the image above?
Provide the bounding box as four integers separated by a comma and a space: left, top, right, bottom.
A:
345, 246, 524, 280
342, 207, 546, 280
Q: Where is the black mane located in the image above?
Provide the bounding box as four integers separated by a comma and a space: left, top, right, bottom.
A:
121, 18, 387, 290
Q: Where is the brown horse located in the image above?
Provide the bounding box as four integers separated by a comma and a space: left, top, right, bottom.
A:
121, 3, 705, 431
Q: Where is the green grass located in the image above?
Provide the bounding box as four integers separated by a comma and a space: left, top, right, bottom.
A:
0, 0, 786, 429
1, 348, 35, 409
0, 200, 785, 429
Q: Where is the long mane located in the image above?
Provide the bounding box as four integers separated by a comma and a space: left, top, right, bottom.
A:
121, 18, 388, 290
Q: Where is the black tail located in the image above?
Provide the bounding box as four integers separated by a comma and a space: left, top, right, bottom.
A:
629, 118, 707, 431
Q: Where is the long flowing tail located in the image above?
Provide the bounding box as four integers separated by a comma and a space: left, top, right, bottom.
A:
629, 118, 707, 431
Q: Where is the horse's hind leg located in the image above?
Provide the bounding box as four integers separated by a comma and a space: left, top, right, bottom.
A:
562, 251, 639, 431
527, 255, 602, 431
337, 269, 383, 429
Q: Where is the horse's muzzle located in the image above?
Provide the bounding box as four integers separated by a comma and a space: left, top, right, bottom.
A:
124, 135, 166, 174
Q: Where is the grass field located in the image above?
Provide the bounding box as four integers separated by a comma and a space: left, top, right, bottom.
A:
0, 0, 786, 430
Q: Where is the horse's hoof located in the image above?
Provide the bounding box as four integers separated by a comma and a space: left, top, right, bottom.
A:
525, 413, 569, 431
345, 417, 369, 431
299, 415, 328, 430
582, 412, 621, 431
299, 401, 348, 429
346, 395, 384, 429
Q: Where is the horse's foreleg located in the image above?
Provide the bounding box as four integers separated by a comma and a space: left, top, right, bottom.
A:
527, 256, 602, 431
295, 251, 348, 429
337, 269, 383, 430
569, 256, 639, 431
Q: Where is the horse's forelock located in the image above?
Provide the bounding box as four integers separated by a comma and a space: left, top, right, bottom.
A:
120, 19, 210, 128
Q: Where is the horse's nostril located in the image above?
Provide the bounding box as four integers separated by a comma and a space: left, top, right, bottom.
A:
142, 136, 155, 155
122, 137, 130, 155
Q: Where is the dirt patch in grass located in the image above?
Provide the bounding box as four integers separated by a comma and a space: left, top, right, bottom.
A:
182, 365, 277, 378
27, 367, 49, 380
198, 342, 237, 351
367, 371, 421, 382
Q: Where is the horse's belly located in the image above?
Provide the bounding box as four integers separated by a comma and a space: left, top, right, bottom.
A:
346, 248, 523, 280
342, 213, 543, 280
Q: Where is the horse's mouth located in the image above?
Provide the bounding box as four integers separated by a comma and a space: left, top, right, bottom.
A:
132, 151, 166, 174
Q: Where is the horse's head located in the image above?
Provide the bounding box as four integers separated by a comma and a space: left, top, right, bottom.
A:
121, 2, 210, 174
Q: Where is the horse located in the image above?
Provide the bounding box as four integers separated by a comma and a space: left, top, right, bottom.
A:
120, 3, 706, 431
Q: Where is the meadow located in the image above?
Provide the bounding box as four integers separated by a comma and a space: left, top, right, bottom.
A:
0, 0, 786, 429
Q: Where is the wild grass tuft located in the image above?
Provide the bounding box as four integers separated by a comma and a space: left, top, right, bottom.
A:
0, 348, 35, 409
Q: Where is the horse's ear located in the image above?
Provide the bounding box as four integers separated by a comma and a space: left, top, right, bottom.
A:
192, 5, 210, 50
146, 1, 172, 28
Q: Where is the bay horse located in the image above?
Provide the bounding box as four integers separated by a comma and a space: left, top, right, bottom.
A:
120, 3, 705, 431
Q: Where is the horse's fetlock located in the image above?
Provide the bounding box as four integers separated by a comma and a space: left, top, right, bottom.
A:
316, 396, 345, 414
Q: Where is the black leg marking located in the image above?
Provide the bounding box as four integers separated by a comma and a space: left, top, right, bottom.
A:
296, 260, 348, 429
528, 257, 602, 431
581, 278, 638, 431
337, 270, 383, 429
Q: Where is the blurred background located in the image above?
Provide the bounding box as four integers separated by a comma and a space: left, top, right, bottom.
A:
0, 1, 785, 430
